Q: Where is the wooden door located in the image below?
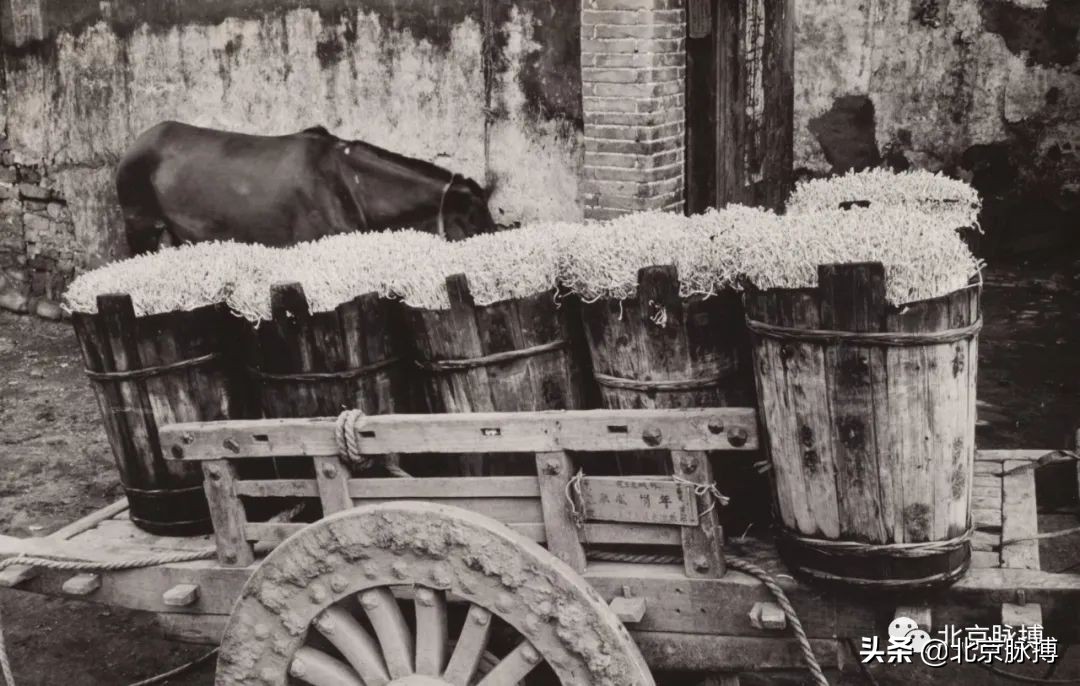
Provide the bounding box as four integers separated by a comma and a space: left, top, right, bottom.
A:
685, 0, 794, 213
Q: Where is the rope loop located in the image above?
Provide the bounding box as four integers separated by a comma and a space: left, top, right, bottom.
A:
746, 316, 983, 347
672, 475, 730, 520
84, 353, 220, 382
781, 526, 973, 559
415, 339, 565, 374
564, 469, 587, 530
593, 371, 730, 393
249, 357, 399, 383
335, 409, 373, 470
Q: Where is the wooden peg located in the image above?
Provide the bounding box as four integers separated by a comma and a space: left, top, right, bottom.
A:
62, 573, 101, 596
162, 583, 200, 607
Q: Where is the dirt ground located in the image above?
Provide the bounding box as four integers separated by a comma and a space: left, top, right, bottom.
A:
0, 262, 1078, 685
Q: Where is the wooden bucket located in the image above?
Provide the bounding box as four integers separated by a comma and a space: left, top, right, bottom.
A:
578, 265, 766, 526
401, 274, 593, 475
244, 282, 409, 420
745, 262, 980, 591
71, 294, 250, 536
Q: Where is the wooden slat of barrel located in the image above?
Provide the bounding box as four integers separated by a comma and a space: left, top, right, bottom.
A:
818, 263, 890, 544
71, 295, 236, 535
403, 274, 589, 476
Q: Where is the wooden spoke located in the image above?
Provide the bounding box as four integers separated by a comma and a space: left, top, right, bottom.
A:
290, 646, 366, 686
360, 587, 415, 679
313, 606, 391, 686
414, 587, 449, 676
443, 604, 493, 686
217, 503, 656, 685
475, 641, 543, 686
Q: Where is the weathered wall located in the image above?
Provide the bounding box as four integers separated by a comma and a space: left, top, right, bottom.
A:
794, 0, 1080, 251
0, 0, 582, 299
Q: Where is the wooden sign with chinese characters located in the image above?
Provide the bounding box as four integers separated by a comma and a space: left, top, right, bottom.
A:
581, 476, 698, 526
688, 0, 713, 39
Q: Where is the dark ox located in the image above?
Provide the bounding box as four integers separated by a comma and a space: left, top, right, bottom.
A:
116, 121, 497, 254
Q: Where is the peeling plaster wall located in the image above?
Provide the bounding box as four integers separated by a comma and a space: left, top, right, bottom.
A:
794, 0, 1080, 249
0, 0, 582, 295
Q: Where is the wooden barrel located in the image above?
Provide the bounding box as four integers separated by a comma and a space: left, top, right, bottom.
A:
401, 273, 593, 475
578, 265, 766, 528
71, 294, 250, 536
580, 265, 754, 410
244, 282, 409, 419
745, 262, 980, 591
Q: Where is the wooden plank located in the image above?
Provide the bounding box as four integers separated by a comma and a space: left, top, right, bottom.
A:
975, 450, 1058, 462
161, 408, 760, 460
972, 530, 998, 552
819, 263, 890, 543
155, 613, 227, 645
970, 551, 1000, 568
351, 477, 540, 500
971, 508, 1001, 528
235, 479, 319, 498
49, 499, 130, 540
760, 0, 795, 209
314, 456, 351, 516
581, 476, 698, 526
13, 559, 250, 616
673, 450, 725, 578
535, 450, 586, 573
895, 606, 931, 632
202, 460, 254, 567
1001, 603, 1043, 627
632, 633, 839, 672
345, 498, 544, 525
1001, 459, 1040, 570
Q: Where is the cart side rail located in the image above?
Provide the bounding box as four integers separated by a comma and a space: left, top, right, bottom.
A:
160, 408, 760, 578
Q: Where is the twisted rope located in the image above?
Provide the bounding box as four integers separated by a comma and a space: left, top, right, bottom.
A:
83, 353, 220, 382
586, 549, 828, 686
745, 316, 983, 346
593, 372, 730, 393
335, 409, 372, 470
415, 339, 566, 373
671, 475, 730, 519
248, 357, 399, 383
780, 526, 973, 559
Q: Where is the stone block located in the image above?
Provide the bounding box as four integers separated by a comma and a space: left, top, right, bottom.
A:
19, 184, 52, 201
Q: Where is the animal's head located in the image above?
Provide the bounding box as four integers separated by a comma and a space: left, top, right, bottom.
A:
440, 175, 498, 241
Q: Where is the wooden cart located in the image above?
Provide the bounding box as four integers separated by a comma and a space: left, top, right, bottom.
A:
2, 408, 1078, 685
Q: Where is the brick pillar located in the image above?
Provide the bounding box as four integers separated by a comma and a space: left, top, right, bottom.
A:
581, 0, 686, 220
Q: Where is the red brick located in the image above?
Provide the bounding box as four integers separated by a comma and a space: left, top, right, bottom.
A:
584, 80, 682, 98
585, 134, 682, 156
581, 51, 684, 68
582, 9, 684, 26
584, 108, 685, 127
582, 96, 640, 114
581, 67, 684, 84
636, 94, 685, 112
588, 23, 685, 40
584, 149, 683, 169
585, 121, 684, 142
580, 37, 685, 55
585, 0, 684, 11
584, 162, 683, 183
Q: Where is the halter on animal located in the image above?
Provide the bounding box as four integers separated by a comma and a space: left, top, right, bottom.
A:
436, 173, 459, 239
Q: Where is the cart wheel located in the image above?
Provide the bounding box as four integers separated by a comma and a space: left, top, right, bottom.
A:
217, 502, 654, 686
